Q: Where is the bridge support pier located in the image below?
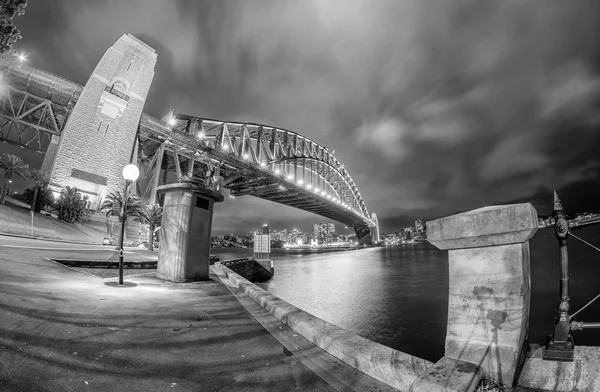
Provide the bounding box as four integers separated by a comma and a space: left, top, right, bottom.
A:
425, 203, 538, 388
156, 180, 224, 282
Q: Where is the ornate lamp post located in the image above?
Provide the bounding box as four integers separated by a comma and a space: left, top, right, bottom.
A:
118, 164, 139, 285
544, 191, 574, 361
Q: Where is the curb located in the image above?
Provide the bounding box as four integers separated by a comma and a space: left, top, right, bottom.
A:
49, 259, 157, 269
0, 231, 99, 245
212, 263, 433, 391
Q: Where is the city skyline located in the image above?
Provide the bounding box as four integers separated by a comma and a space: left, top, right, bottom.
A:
1, 1, 600, 234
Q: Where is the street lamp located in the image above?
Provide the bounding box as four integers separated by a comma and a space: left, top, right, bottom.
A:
118, 164, 139, 285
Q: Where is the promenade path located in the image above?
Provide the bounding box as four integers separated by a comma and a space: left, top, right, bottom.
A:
0, 238, 396, 392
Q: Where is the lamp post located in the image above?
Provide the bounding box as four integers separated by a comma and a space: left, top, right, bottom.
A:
118, 164, 139, 285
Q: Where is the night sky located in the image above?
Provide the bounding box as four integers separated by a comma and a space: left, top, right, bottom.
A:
2, 0, 600, 234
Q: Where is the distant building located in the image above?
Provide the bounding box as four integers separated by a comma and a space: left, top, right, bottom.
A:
314, 222, 335, 244
415, 219, 424, 232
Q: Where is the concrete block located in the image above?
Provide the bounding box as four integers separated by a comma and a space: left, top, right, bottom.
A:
426, 204, 537, 387
156, 183, 222, 282
411, 356, 482, 392
518, 346, 600, 391
427, 203, 538, 250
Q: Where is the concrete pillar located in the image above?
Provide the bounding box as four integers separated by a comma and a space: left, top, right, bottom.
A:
427, 203, 538, 387
41, 135, 60, 175
156, 181, 224, 282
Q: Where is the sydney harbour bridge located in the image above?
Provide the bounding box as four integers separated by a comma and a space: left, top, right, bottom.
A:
0, 34, 379, 244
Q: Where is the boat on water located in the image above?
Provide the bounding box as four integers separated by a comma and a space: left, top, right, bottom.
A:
217, 257, 274, 282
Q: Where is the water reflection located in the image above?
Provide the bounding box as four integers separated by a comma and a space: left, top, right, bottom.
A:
212, 226, 600, 363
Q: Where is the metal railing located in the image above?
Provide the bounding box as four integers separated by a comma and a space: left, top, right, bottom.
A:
544, 191, 600, 362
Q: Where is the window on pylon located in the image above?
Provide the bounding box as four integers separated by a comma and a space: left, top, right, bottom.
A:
110, 81, 127, 94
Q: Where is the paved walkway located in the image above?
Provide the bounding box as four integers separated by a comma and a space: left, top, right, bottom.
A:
0, 247, 341, 391
0, 246, 399, 392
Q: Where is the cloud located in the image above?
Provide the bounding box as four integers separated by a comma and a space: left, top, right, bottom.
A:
355, 118, 412, 162
539, 60, 600, 122
479, 134, 550, 181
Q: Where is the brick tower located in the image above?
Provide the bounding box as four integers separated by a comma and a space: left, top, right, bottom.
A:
42, 34, 157, 210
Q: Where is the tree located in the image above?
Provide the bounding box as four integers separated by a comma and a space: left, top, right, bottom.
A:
0, 152, 29, 204
55, 186, 88, 224
28, 168, 50, 212
23, 186, 54, 212
101, 190, 144, 222
135, 204, 163, 251
0, 0, 27, 59
100, 189, 144, 242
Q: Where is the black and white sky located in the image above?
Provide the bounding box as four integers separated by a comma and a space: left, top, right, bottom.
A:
3, 0, 600, 234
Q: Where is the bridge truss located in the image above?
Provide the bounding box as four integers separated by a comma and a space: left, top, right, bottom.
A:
137, 113, 373, 229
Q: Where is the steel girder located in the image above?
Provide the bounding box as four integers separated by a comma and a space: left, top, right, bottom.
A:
0, 86, 69, 151
136, 116, 374, 227
168, 113, 370, 219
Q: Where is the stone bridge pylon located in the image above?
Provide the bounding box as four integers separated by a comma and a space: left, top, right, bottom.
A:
41, 34, 157, 210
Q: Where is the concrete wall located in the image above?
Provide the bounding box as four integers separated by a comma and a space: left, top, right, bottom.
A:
214, 263, 433, 391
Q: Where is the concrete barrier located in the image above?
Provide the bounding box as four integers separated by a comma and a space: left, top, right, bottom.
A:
427, 203, 538, 387
214, 263, 433, 392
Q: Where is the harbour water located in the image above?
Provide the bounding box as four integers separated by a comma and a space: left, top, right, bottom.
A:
211, 225, 600, 363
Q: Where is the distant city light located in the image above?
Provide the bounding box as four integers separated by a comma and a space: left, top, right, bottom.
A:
167, 116, 176, 126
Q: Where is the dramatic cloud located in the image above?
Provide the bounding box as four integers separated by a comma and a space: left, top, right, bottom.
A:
9, 0, 600, 233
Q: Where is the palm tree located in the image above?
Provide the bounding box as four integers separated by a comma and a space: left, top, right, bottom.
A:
0, 153, 30, 204
135, 204, 163, 251
28, 169, 51, 212
100, 189, 144, 243
56, 186, 88, 223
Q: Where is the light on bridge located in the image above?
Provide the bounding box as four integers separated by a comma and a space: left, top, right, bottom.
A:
306, 184, 312, 189
17, 53, 27, 62
243, 154, 249, 160
222, 144, 229, 151
321, 191, 326, 196
297, 179, 304, 185
260, 161, 266, 167
314, 187, 320, 193
287, 174, 293, 180
275, 168, 281, 174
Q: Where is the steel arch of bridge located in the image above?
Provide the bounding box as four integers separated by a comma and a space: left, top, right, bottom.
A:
166, 113, 372, 224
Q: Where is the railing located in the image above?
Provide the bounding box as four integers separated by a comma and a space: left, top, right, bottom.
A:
544, 191, 600, 361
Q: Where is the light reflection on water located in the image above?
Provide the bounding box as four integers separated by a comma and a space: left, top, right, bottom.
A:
211, 225, 600, 363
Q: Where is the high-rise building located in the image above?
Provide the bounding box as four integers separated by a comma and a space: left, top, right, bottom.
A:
415, 219, 424, 232
314, 222, 335, 244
